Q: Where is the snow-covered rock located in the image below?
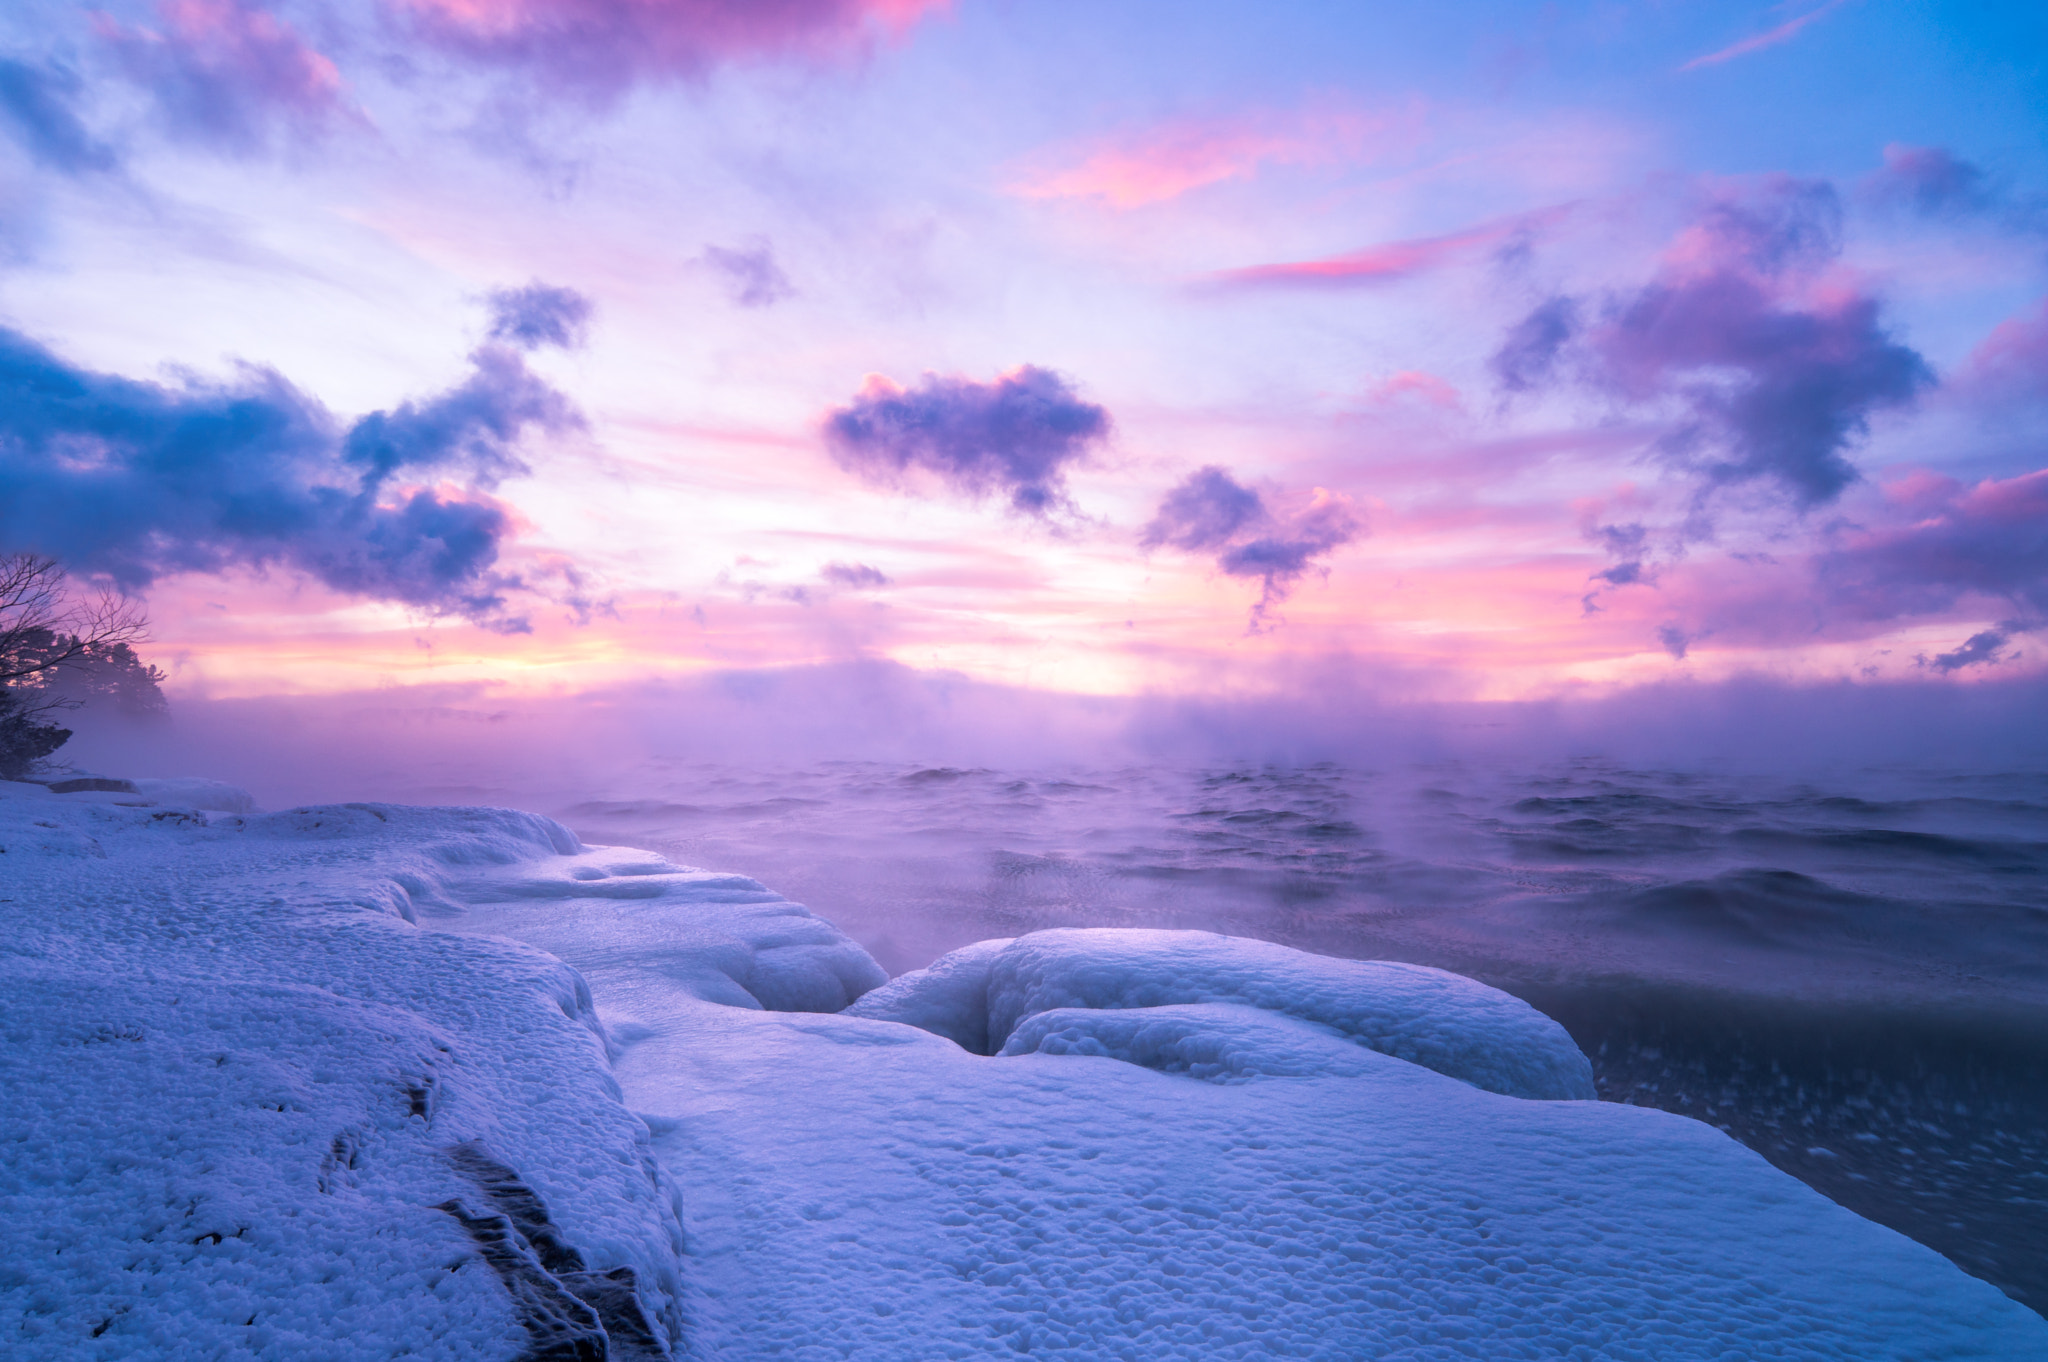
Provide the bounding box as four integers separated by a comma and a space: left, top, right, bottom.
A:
849, 927, 1597, 1100
1001, 1001, 1413, 1082
837, 933, 1014, 1051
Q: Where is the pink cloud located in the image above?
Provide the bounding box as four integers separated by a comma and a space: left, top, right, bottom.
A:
1009, 103, 1419, 209
1208, 207, 1566, 289
1679, 0, 1851, 72
1958, 295, 2048, 402
97, 0, 351, 147
1822, 468, 2048, 618
1367, 370, 1461, 409
392, 0, 949, 94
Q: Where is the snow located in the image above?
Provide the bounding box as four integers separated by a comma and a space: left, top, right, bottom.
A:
1001, 1001, 1420, 1082
849, 928, 1597, 1099
128, 777, 256, 814
4, 778, 2045, 1360
0, 784, 684, 1360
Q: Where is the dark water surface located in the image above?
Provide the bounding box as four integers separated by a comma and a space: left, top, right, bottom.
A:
438, 759, 2046, 1313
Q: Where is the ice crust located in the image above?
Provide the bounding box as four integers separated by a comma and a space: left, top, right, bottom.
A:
4, 780, 2045, 1360
849, 928, 1598, 1099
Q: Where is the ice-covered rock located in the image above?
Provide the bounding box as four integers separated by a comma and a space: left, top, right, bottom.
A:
1001, 1001, 1412, 1082
437, 849, 887, 1013
849, 927, 1597, 1100
839, 934, 1014, 1051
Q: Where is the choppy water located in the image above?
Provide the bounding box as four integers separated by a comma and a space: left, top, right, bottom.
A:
503, 759, 2048, 1315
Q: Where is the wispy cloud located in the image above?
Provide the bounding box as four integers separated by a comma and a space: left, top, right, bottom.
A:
393, 0, 950, 99
1008, 102, 1419, 209
1206, 207, 1567, 290
1680, 0, 1852, 72
96, 0, 357, 152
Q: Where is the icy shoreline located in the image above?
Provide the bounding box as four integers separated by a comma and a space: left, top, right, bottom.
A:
3, 780, 2043, 1359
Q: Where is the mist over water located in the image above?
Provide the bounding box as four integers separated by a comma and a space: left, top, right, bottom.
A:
61, 665, 2048, 1312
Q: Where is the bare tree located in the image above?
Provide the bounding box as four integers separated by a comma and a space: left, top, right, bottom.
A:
0, 554, 158, 780
0, 552, 149, 685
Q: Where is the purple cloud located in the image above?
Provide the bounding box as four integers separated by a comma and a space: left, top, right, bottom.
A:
1923, 626, 2021, 674
0, 320, 585, 632
486, 281, 594, 350
0, 58, 116, 173
824, 366, 1110, 517
1498, 178, 1932, 507
1862, 144, 1992, 216
704, 242, 795, 308
821, 561, 889, 588
1818, 469, 2048, 623
1141, 465, 1264, 551
96, 0, 354, 153
1144, 465, 1361, 630
1489, 296, 1577, 394
393, 0, 948, 99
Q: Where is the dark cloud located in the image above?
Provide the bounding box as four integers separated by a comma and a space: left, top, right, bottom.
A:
1489, 297, 1577, 393
704, 242, 794, 308
1140, 465, 1264, 551
1862, 144, 1992, 216
1656, 624, 1693, 660
821, 561, 889, 589
0, 323, 584, 631
824, 366, 1110, 517
1143, 466, 1361, 630
343, 344, 578, 488
1500, 178, 1932, 507
1923, 626, 2019, 674
1580, 522, 1654, 613
98, 0, 352, 153
486, 282, 594, 349
394, 0, 943, 99
0, 57, 116, 173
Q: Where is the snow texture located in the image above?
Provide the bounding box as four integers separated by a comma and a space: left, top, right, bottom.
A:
0, 783, 685, 1360
4, 778, 2045, 1360
849, 928, 1597, 1099
1001, 1002, 1418, 1082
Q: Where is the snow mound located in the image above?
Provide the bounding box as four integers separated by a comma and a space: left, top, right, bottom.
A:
839, 935, 1014, 1051
437, 849, 887, 1013
848, 927, 1596, 1100
1001, 1001, 1412, 1082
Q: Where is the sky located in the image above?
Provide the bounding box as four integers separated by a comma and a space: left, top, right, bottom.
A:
2, 0, 2046, 715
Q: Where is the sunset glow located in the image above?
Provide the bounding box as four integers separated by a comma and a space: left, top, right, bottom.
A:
0, 0, 2041, 713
